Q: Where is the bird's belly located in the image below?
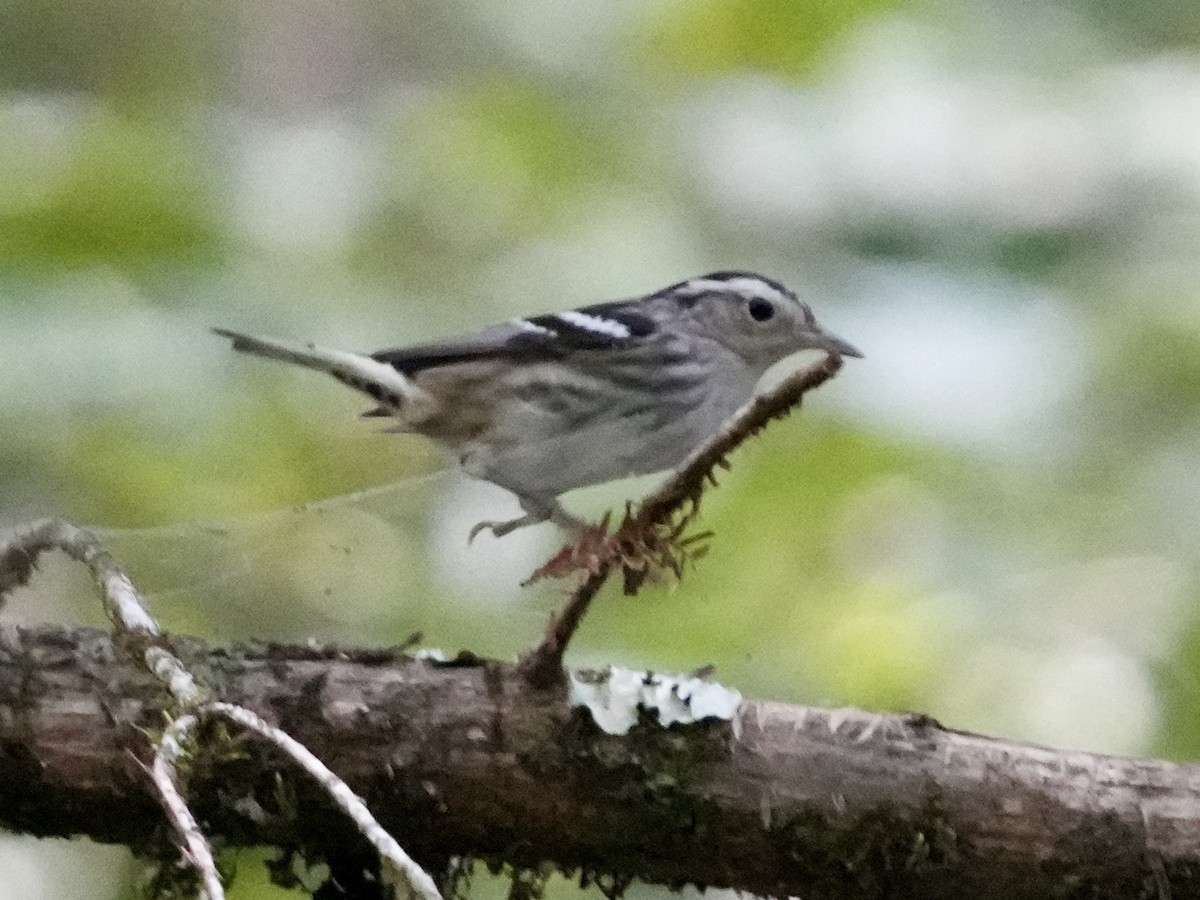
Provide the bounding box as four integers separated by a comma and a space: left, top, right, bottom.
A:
464, 390, 745, 497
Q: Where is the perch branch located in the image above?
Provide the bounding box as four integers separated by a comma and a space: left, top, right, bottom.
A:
632, 352, 844, 530
519, 569, 610, 688
520, 352, 845, 687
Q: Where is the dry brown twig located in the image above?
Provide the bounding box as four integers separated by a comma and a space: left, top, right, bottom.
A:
519, 351, 846, 687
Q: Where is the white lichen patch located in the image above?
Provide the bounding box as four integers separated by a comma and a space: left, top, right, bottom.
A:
412, 647, 449, 662
569, 666, 743, 736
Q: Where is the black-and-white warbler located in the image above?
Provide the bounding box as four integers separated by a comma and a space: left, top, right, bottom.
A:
215, 271, 861, 538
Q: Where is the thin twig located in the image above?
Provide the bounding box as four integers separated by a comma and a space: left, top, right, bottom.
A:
1, 521, 223, 892
519, 352, 846, 687
1, 518, 442, 900
152, 714, 226, 900
2, 519, 156, 630
208, 702, 443, 900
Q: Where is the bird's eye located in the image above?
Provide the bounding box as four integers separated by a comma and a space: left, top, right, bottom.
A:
748, 298, 775, 322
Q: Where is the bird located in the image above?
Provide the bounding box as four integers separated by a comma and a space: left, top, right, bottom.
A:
214, 271, 862, 539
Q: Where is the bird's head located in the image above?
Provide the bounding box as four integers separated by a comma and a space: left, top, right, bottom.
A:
659, 271, 862, 373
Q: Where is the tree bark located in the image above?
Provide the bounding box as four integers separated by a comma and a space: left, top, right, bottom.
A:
1, 623, 1198, 899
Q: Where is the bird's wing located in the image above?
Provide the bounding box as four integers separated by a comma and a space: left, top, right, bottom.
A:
370, 300, 659, 374
218, 300, 664, 419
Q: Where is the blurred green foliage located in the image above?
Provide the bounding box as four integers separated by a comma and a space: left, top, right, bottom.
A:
0, 109, 224, 272
358, 79, 623, 276
0, 0, 230, 103
638, 0, 905, 80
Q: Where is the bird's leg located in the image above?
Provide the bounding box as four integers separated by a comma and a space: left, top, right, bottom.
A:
468, 493, 588, 542
538, 497, 590, 536
468, 511, 544, 542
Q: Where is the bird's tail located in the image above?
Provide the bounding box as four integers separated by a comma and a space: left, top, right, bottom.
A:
213, 328, 432, 415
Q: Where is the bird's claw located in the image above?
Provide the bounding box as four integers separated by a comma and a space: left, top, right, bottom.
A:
467, 499, 591, 544
468, 514, 540, 543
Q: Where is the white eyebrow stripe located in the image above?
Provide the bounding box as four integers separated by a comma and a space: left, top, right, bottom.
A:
556, 310, 632, 339
677, 277, 791, 305
515, 319, 558, 337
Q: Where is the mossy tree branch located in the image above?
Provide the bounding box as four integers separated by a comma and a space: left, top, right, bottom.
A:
2, 624, 1198, 900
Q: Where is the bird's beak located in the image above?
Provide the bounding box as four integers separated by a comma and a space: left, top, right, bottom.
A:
810, 327, 864, 359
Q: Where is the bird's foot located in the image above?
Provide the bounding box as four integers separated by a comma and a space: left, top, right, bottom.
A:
468, 513, 544, 543
467, 496, 593, 543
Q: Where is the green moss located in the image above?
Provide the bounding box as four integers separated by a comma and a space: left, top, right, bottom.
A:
770, 803, 960, 898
